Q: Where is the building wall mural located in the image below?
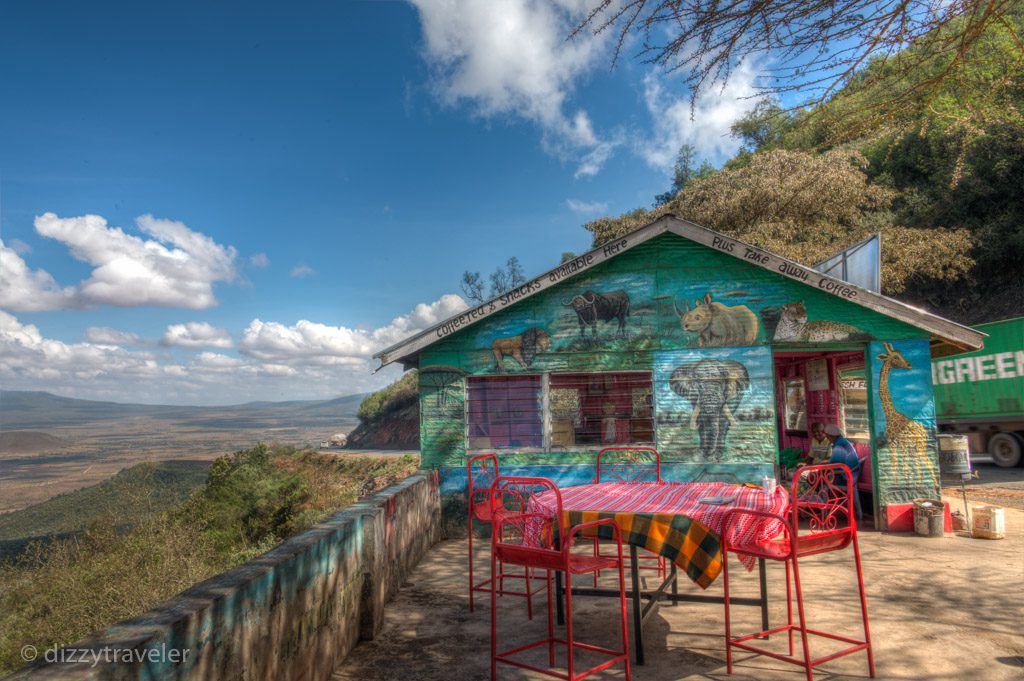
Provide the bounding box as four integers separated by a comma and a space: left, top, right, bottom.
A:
417, 233, 933, 504
426, 235, 920, 377
654, 347, 776, 463
418, 365, 466, 467
868, 339, 941, 504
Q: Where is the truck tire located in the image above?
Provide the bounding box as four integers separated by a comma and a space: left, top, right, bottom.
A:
989, 432, 1023, 468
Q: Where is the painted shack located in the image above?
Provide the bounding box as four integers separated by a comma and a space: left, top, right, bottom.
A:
375, 216, 984, 529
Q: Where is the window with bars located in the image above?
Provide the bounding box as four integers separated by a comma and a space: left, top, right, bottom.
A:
548, 372, 653, 447
466, 375, 543, 449
465, 371, 655, 450
838, 367, 870, 443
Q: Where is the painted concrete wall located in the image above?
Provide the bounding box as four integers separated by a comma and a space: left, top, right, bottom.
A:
417, 232, 937, 517
9, 472, 441, 681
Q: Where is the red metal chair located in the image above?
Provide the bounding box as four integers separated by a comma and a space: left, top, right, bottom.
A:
593, 446, 667, 581
467, 454, 543, 614
721, 463, 874, 681
490, 476, 631, 681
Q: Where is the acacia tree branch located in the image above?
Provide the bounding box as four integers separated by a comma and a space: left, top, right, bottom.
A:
574, 0, 1022, 122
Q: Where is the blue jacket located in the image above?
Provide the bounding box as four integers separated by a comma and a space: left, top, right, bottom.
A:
829, 436, 860, 470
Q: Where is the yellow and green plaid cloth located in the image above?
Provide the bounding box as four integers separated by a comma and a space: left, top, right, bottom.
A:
564, 509, 722, 588
531, 481, 788, 589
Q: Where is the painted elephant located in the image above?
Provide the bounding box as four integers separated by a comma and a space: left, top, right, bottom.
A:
669, 359, 750, 462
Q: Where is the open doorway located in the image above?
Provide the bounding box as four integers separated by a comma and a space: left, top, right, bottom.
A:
774, 350, 874, 524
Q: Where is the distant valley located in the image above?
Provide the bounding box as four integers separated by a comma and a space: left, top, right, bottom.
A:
0, 390, 366, 513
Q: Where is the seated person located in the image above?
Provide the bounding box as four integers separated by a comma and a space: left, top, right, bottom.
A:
805, 422, 832, 465
824, 424, 859, 470
824, 424, 864, 519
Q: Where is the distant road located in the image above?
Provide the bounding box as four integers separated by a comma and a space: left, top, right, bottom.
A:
335, 449, 420, 457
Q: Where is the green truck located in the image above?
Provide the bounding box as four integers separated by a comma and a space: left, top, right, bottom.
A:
932, 317, 1024, 467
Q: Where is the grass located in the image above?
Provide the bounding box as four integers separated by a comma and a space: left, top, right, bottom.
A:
0, 460, 211, 541
356, 370, 418, 423
0, 445, 419, 674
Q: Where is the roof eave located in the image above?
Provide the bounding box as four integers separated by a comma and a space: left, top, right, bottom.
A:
373, 215, 675, 367
375, 214, 985, 368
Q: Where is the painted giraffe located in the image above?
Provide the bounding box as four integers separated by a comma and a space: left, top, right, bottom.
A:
876, 342, 938, 486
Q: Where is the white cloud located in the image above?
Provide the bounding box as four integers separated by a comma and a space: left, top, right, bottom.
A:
8, 238, 32, 255
290, 264, 316, 278
240, 319, 370, 364
574, 139, 618, 179
258, 363, 298, 377
162, 322, 233, 348
84, 326, 142, 345
411, 0, 617, 176
249, 252, 270, 268
0, 312, 259, 402
0, 295, 468, 405
240, 293, 468, 364
190, 351, 245, 370
0, 311, 170, 385
24, 212, 237, 310
388, 294, 470, 336
638, 65, 759, 170
0, 239, 78, 311
566, 198, 609, 215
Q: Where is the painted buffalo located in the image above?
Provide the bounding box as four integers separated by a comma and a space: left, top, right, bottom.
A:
674, 293, 758, 347
669, 359, 750, 462
561, 290, 630, 336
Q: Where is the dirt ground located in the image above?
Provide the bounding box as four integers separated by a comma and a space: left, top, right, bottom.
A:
0, 422, 359, 514
333, 493, 1024, 681
942, 462, 1024, 511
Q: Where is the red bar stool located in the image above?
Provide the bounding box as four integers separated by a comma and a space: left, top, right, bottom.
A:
593, 446, 667, 582
490, 475, 631, 681
721, 463, 874, 681
467, 454, 542, 614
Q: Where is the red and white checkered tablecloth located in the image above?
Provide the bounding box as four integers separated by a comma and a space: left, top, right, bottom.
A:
534, 481, 789, 573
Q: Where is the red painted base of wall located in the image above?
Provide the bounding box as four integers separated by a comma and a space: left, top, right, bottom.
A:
884, 502, 953, 533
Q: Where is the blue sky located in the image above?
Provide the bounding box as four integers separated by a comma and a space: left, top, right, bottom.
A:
0, 0, 760, 404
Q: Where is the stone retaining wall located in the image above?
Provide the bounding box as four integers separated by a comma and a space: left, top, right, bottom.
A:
9, 470, 441, 681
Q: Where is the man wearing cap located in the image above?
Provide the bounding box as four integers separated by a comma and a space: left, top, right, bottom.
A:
825, 424, 859, 470
824, 423, 864, 519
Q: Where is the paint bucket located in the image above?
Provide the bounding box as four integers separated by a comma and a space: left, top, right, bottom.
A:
938, 435, 971, 476
971, 505, 1006, 540
912, 499, 945, 537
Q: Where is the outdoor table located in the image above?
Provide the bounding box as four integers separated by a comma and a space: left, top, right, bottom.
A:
530, 480, 789, 664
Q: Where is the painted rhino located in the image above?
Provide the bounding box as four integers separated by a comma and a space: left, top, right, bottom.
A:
562, 290, 630, 336
669, 359, 750, 462
674, 293, 758, 347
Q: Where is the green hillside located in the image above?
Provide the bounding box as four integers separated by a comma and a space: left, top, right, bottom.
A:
0, 446, 418, 674
588, 9, 1024, 325
346, 370, 420, 450
0, 460, 211, 541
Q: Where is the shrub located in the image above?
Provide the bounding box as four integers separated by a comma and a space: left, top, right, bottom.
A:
0, 445, 419, 674
357, 370, 418, 423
